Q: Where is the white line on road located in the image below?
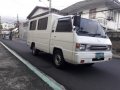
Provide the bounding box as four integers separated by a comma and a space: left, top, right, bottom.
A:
0, 41, 66, 90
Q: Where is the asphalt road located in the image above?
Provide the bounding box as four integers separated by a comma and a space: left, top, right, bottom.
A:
1, 38, 120, 90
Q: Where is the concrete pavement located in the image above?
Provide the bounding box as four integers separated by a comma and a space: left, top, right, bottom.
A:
0, 43, 52, 90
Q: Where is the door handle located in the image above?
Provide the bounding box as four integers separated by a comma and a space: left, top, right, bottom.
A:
52, 30, 54, 32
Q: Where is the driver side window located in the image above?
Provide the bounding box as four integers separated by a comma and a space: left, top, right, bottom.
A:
56, 18, 72, 32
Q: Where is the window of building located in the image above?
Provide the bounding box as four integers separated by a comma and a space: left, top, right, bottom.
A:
56, 18, 72, 32
37, 17, 48, 30
89, 8, 96, 19
30, 20, 37, 30
107, 10, 117, 21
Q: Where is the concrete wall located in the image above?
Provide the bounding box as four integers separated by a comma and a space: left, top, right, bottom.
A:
81, 7, 107, 19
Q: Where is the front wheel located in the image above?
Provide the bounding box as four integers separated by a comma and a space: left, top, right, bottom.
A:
53, 50, 66, 69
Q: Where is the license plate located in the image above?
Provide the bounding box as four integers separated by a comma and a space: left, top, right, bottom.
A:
96, 53, 104, 59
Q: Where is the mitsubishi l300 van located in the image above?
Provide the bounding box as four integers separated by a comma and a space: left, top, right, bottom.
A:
27, 14, 112, 68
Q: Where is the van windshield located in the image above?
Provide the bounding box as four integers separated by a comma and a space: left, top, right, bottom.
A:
76, 18, 107, 38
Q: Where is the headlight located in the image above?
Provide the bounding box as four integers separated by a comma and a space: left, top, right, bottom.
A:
76, 43, 86, 51
107, 45, 112, 51
80, 44, 86, 50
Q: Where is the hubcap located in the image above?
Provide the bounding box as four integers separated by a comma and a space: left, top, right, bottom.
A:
32, 47, 35, 54
55, 54, 62, 66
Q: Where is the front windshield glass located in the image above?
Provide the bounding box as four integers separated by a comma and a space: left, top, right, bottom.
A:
76, 18, 107, 38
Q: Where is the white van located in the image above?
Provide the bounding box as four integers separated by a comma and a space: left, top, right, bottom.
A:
27, 13, 112, 68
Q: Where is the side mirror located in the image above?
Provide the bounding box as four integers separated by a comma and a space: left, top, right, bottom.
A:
73, 16, 80, 27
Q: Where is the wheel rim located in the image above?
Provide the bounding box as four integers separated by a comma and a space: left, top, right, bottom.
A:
55, 54, 62, 66
32, 47, 35, 54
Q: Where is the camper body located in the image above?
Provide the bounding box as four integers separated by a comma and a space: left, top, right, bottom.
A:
27, 13, 112, 68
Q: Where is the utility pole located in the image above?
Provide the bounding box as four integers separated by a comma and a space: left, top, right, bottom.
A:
0, 16, 1, 34
0, 16, 1, 25
48, 0, 51, 13
117, 13, 119, 31
39, 0, 52, 13
17, 14, 19, 37
0, 16, 1, 35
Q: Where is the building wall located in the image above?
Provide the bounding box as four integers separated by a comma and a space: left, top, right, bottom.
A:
106, 12, 120, 31
81, 7, 108, 19
32, 9, 48, 17
81, 10, 89, 19
2, 23, 15, 29
19, 22, 28, 40
79, 7, 120, 31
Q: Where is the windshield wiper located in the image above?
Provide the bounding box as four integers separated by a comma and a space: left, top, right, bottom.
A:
79, 31, 89, 33
101, 35, 107, 38
88, 34, 101, 37
76, 30, 89, 35
76, 27, 89, 34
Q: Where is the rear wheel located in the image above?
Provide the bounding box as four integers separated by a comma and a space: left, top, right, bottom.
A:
32, 46, 39, 56
53, 50, 66, 69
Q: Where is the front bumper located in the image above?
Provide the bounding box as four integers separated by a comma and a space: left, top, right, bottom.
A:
74, 51, 112, 64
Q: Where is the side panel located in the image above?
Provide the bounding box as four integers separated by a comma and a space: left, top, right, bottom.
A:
50, 32, 74, 63
30, 30, 51, 53
50, 17, 75, 63
27, 15, 53, 53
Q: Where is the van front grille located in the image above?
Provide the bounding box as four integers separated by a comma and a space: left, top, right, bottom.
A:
89, 45, 108, 51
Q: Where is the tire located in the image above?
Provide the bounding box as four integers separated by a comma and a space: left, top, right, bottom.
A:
32, 46, 39, 56
53, 50, 66, 69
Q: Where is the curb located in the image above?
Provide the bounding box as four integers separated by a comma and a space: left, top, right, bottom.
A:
0, 41, 66, 90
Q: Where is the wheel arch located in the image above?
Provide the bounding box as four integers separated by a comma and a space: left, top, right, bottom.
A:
30, 42, 35, 49
53, 47, 63, 54
53, 47, 65, 59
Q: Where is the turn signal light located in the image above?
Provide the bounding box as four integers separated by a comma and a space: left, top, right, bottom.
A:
76, 43, 80, 48
80, 60, 85, 64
